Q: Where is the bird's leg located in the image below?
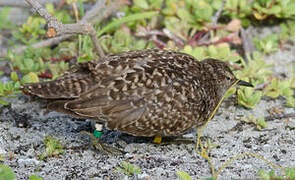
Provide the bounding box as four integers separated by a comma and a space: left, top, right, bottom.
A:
153, 136, 162, 144
80, 123, 125, 155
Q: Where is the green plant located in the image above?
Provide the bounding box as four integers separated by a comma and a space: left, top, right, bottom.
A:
0, 71, 24, 106
131, 0, 163, 12
286, 97, 295, 108
162, 0, 218, 40
41, 136, 64, 158
280, 20, 295, 42
238, 86, 262, 109
242, 115, 268, 130
100, 30, 154, 54
264, 78, 294, 98
77, 35, 95, 63
0, 164, 15, 180
253, 34, 279, 54
12, 16, 46, 45
182, 44, 242, 62
7, 48, 49, 74
97, 11, 159, 37
252, 0, 295, 20
29, 174, 43, 180
236, 52, 272, 84
116, 161, 142, 177
176, 171, 215, 180
223, 0, 252, 26
258, 167, 295, 180
176, 171, 192, 180
48, 62, 69, 79
20, 72, 40, 84
0, 7, 15, 30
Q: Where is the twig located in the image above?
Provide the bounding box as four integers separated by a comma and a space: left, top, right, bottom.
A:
265, 113, 295, 121
195, 0, 224, 46
0, 0, 126, 58
25, 0, 104, 57
71, 1, 80, 21
151, 35, 166, 49
0, 0, 60, 8
0, 35, 72, 56
197, 34, 235, 46
211, 0, 225, 27
163, 28, 185, 47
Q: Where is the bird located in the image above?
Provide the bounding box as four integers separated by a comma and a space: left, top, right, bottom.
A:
21, 49, 253, 152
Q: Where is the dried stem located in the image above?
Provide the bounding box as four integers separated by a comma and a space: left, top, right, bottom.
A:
24, 0, 104, 57
211, 0, 225, 27
265, 113, 295, 121
0, 0, 60, 8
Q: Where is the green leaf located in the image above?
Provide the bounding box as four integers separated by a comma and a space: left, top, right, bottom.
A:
10, 72, 18, 82
0, 100, 9, 106
134, 0, 149, 9
256, 117, 267, 130
29, 174, 43, 180
44, 136, 64, 157
268, 5, 281, 14
286, 168, 295, 179
23, 58, 34, 70
21, 72, 39, 84
45, 3, 55, 15
116, 161, 142, 176
78, 0, 85, 17
177, 8, 191, 21
286, 97, 295, 108
0, 164, 16, 180
97, 11, 159, 37
258, 169, 270, 179
238, 87, 262, 109
176, 171, 192, 180
0, 7, 11, 30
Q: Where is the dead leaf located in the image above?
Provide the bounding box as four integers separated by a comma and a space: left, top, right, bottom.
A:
225, 19, 241, 32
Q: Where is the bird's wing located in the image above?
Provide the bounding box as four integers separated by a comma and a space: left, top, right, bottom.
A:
63, 87, 149, 130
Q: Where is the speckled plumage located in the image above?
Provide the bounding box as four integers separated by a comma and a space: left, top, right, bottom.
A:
22, 49, 244, 137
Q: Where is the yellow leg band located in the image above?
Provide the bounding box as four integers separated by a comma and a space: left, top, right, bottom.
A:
153, 136, 162, 144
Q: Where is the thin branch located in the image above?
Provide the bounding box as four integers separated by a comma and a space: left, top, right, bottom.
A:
0, 35, 72, 56
0, 0, 60, 8
0, 0, 126, 58
81, 0, 130, 24
211, 0, 225, 27
265, 113, 295, 121
25, 0, 104, 57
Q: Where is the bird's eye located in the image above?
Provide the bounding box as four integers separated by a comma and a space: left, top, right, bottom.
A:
226, 76, 231, 80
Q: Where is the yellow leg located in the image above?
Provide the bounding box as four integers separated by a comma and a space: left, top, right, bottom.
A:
153, 136, 162, 144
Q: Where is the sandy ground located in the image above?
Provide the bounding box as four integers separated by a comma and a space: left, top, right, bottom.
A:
1, 9, 295, 180
2, 91, 295, 179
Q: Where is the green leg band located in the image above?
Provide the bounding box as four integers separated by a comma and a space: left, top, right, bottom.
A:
93, 130, 102, 138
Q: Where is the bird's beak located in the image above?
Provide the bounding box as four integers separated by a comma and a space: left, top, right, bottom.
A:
238, 80, 254, 87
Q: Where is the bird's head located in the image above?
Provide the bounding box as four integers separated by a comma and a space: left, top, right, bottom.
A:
201, 58, 253, 98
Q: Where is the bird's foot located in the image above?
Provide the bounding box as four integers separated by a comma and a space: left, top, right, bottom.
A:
80, 131, 126, 155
